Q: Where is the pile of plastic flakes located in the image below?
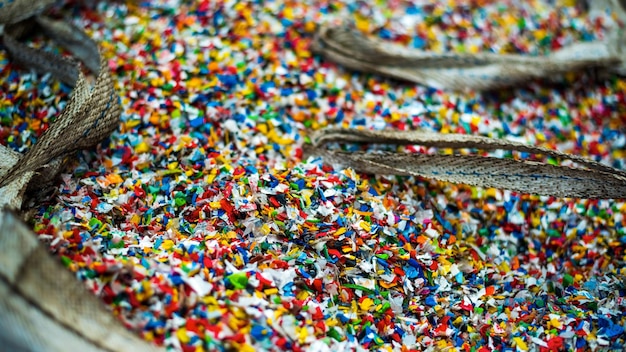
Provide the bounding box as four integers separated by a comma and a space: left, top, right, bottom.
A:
1, 0, 625, 351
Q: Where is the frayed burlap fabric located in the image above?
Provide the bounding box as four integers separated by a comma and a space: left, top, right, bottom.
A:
312, 0, 626, 91
0, 1, 164, 351
307, 128, 626, 199
0, 17, 120, 208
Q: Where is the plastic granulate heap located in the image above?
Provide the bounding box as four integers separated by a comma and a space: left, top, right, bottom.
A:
2, 0, 626, 351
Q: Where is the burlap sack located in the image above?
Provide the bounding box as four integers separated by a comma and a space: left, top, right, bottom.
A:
312, 0, 626, 90
0, 1, 164, 351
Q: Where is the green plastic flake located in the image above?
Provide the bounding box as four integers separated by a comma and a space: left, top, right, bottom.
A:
227, 272, 249, 290
563, 274, 573, 287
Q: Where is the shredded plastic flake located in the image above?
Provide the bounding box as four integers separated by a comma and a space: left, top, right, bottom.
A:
1, 0, 626, 351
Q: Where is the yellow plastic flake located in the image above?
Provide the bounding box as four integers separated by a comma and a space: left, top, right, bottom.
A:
379, 280, 397, 289
264, 288, 278, 295
531, 216, 541, 228
235, 344, 254, 352
304, 21, 315, 33
106, 173, 124, 185
296, 290, 310, 300
453, 316, 464, 326
513, 337, 528, 351
301, 189, 313, 207
142, 330, 155, 342
283, 7, 294, 21
265, 129, 292, 145
227, 317, 243, 331
326, 318, 338, 327
334, 227, 347, 236
259, 223, 271, 236
439, 263, 451, 276
232, 306, 247, 319
136, 281, 154, 302
359, 297, 374, 311
274, 306, 287, 320
435, 340, 452, 350
549, 316, 563, 329
297, 326, 308, 343
534, 29, 547, 41
130, 214, 141, 226
135, 141, 150, 154
162, 239, 174, 251
295, 41, 311, 58
123, 118, 141, 130
187, 77, 203, 89
355, 16, 369, 32
233, 253, 244, 267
